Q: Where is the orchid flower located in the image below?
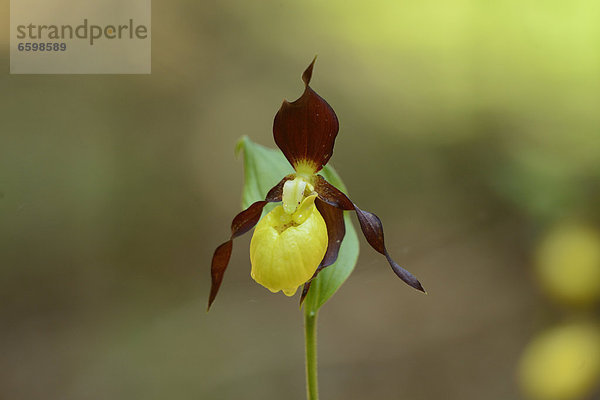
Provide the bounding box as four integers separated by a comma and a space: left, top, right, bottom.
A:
208, 58, 425, 310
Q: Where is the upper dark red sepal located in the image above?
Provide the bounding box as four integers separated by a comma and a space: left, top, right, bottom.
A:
314, 175, 426, 293
273, 58, 339, 173
208, 176, 291, 310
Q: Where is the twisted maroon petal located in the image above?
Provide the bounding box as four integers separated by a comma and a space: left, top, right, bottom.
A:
208, 176, 291, 310
273, 58, 339, 173
313, 175, 426, 293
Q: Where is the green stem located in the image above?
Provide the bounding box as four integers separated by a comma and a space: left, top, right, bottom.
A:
304, 309, 319, 400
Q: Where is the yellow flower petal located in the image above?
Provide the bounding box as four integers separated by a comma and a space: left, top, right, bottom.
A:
250, 195, 328, 296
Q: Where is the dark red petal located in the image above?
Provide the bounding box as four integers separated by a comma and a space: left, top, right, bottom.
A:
353, 207, 385, 254
265, 175, 292, 201
314, 176, 426, 293
208, 177, 289, 311
273, 58, 339, 173
299, 199, 347, 305
230, 201, 268, 239
354, 206, 425, 292
208, 240, 233, 309
385, 253, 425, 293
313, 175, 354, 210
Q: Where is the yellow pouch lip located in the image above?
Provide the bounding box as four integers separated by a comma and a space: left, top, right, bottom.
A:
250, 194, 328, 296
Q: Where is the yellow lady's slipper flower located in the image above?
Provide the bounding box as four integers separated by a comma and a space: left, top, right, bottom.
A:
208, 58, 425, 309
251, 195, 328, 296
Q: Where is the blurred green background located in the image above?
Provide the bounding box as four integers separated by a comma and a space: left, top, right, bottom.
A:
2, 0, 600, 399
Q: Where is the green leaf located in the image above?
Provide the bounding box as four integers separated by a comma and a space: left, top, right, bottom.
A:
236, 136, 359, 311
236, 136, 294, 210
